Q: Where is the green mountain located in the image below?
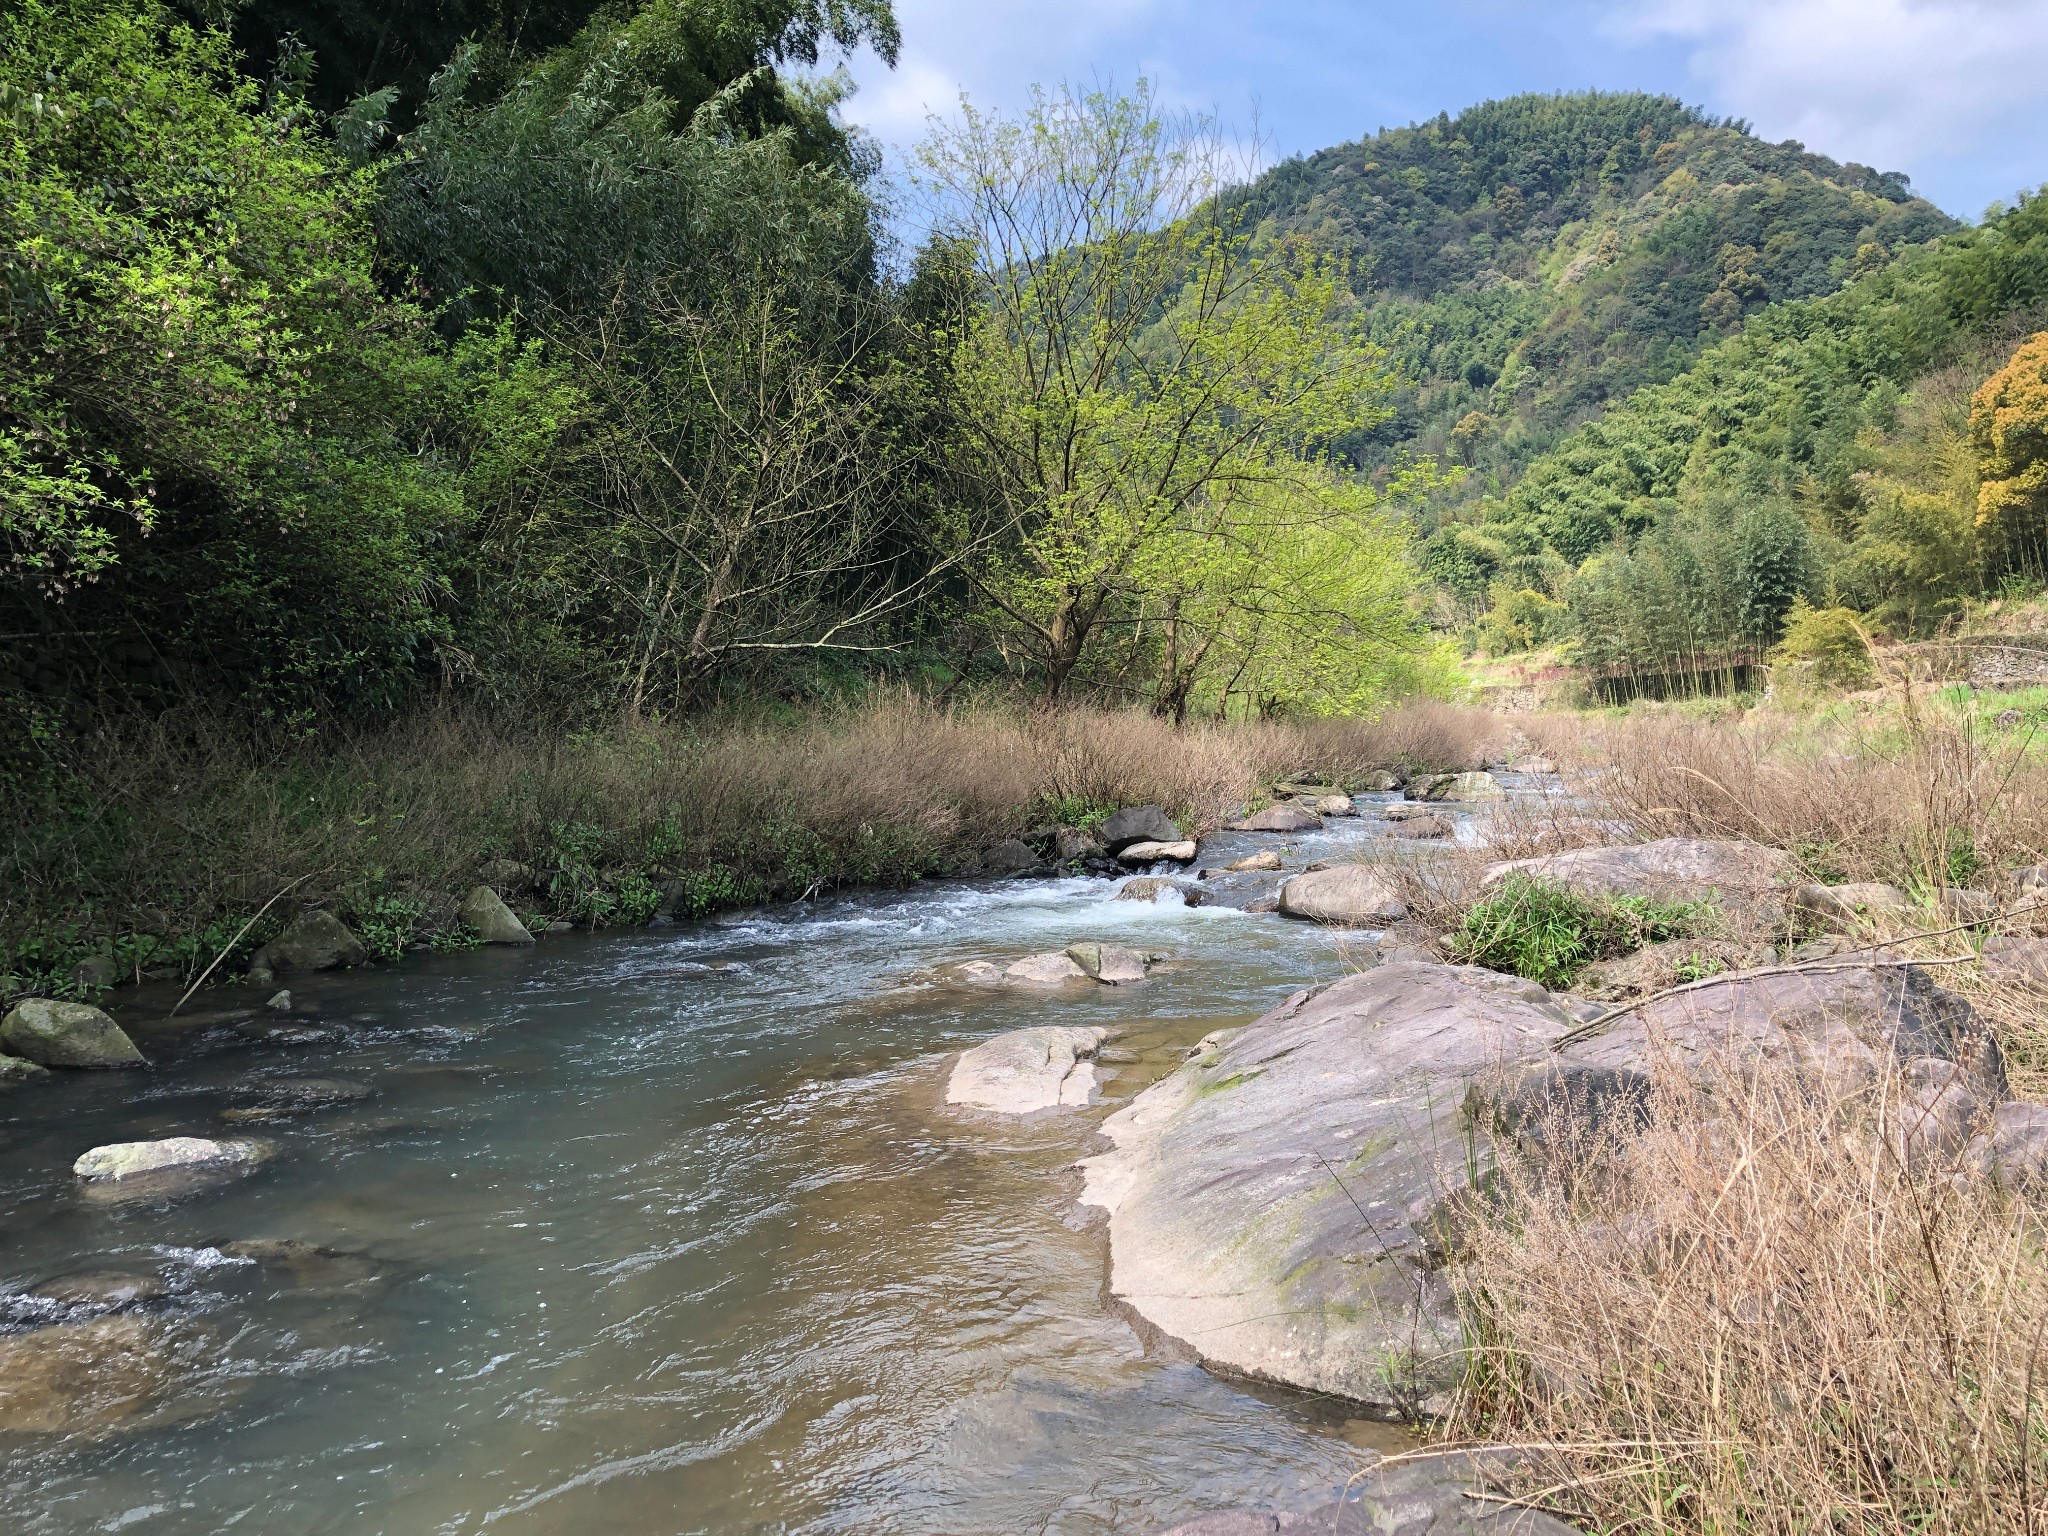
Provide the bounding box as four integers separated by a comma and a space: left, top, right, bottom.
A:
1230, 92, 1956, 516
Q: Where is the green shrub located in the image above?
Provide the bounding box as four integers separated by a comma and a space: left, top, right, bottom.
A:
1770, 600, 1876, 690
1450, 874, 1720, 989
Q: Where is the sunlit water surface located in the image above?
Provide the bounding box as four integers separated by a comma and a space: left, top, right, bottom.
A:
0, 790, 1530, 1535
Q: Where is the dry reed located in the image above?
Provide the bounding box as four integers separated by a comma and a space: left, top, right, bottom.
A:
0, 694, 1502, 987
1453, 1042, 2048, 1535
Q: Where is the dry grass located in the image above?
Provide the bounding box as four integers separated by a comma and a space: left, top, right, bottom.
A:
1453, 1039, 2048, 1535
0, 694, 1502, 992
1526, 701, 2048, 890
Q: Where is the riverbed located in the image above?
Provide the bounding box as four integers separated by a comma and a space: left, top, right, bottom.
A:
0, 790, 1521, 1535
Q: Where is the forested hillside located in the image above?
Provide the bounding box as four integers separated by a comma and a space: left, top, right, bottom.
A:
1232, 93, 1955, 515
1440, 191, 2048, 683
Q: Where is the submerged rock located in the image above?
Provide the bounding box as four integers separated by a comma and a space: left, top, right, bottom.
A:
1149, 1451, 1575, 1535
953, 960, 1004, 985
0, 1053, 51, 1087
0, 1314, 221, 1436
0, 999, 144, 1069
1227, 806, 1323, 834
457, 885, 535, 945
30, 1271, 168, 1313
1276, 865, 1408, 927
1099, 806, 1180, 853
73, 1137, 273, 1182
1118, 877, 1196, 905
948, 1025, 1110, 1113
1484, 837, 1796, 931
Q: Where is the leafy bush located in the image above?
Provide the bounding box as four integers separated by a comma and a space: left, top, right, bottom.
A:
1450, 874, 1720, 989
1770, 600, 1875, 690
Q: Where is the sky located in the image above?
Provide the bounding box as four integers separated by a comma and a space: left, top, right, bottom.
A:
837, 0, 2048, 221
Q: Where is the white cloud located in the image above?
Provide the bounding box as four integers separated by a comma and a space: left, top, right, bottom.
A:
839, 0, 1178, 148
1605, 0, 2048, 206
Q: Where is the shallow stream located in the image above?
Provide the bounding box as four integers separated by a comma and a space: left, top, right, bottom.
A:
0, 789, 1522, 1535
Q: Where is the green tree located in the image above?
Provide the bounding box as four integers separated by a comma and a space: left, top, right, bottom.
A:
0, 0, 465, 714
916, 83, 1399, 699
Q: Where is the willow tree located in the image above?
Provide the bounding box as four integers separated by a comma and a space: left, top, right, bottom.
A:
914, 83, 1399, 700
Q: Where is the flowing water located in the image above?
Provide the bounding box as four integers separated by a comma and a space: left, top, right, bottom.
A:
0, 791, 1519, 1535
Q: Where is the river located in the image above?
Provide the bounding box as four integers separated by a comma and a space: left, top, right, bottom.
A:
0, 789, 1515, 1535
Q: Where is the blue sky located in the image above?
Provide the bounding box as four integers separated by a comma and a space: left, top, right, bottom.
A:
838, 0, 2048, 220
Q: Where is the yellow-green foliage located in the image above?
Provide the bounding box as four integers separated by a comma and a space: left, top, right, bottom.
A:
1974, 331, 2048, 564
1770, 599, 1874, 690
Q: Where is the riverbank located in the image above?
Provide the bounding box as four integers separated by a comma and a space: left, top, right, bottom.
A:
0, 697, 1503, 1005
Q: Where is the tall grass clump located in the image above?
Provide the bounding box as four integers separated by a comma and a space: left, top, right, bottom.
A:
1556, 697, 2048, 890
1453, 1051, 2048, 1534
1447, 874, 1720, 989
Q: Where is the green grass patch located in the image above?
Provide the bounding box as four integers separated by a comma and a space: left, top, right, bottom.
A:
1449, 874, 1721, 990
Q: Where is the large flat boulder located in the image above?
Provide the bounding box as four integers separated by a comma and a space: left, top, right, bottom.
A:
1099, 805, 1180, 853
1066, 943, 1151, 983
1081, 962, 1574, 1413
1276, 865, 1408, 927
0, 999, 144, 1068
948, 1025, 1110, 1113
1482, 837, 1797, 931
1082, 956, 1996, 1417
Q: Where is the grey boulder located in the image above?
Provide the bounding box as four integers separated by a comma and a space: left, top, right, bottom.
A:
1277, 865, 1409, 927
1066, 942, 1151, 983
0, 1000, 144, 1069
1118, 839, 1198, 864
982, 838, 1043, 875
457, 884, 535, 944
1226, 850, 1284, 872
74, 1137, 273, 1181
251, 909, 368, 976
1311, 794, 1358, 817
1983, 936, 2048, 984
1003, 952, 1090, 985
1082, 962, 1576, 1413
1409, 771, 1504, 802
1118, 877, 1195, 905
1484, 837, 1796, 931
1099, 805, 1180, 853
948, 1025, 1110, 1113
1227, 806, 1324, 833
